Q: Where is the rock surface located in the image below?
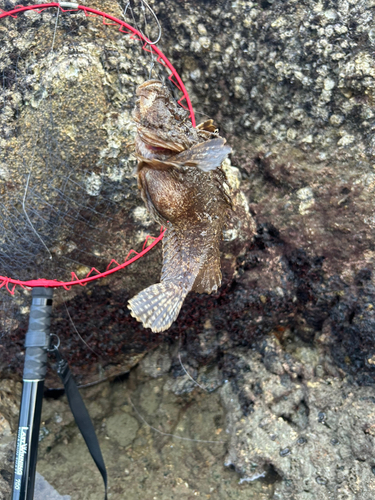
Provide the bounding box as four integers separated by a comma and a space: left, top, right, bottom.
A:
1, 0, 375, 498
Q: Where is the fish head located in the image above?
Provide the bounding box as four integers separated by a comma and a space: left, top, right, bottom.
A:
133, 80, 164, 123
133, 80, 188, 129
133, 79, 195, 158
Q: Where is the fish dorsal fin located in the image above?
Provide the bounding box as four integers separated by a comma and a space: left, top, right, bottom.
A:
197, 119, 218, 133
191, 233, 222, 294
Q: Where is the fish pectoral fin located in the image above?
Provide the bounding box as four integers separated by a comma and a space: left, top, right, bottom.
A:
173, 138, 232, 172
137, 138, 231, 173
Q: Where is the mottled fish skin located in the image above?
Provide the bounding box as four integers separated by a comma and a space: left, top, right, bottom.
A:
128, 80, 232, 333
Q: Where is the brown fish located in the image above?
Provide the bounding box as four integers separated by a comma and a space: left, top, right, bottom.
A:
128, 80, 232, 332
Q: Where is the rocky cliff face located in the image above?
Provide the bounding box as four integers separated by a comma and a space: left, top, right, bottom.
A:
1, 0, 375, 499
155, 0, 375, 380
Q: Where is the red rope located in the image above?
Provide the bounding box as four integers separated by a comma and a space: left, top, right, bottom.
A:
0, 228, 166, 292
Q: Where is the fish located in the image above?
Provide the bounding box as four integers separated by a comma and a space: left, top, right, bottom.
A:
128, 80, 232, 332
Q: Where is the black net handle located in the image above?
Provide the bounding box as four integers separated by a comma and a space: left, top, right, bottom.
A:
12, 288, 53, 500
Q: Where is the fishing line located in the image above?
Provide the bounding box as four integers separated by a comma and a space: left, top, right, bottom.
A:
122, 0, 162, 45
63, 295, 102, 358
22, 141, 53, 261
121, 0, 162, 80
178, 348, 208, 392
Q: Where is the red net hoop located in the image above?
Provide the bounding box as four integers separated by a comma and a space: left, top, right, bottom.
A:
0, 2, 196, 294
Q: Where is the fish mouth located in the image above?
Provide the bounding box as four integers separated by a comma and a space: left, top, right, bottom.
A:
136, 137, 176, 160
137, 125, 185, 153
143, 143, 175, 154
138, 133, 178, 156
135, 126, 183, 159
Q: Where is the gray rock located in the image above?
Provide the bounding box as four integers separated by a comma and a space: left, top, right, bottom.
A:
140, 345, 172, 378
105, 412, 139, 448
220, 345, 375, 499
34, 473, 71, 500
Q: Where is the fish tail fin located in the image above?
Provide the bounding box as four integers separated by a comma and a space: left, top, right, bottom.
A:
128, 282, 187, 333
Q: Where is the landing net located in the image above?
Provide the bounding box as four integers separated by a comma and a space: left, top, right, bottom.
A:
0, 2, 195, 298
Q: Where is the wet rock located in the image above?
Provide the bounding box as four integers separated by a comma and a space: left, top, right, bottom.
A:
220, 346, 375, 499
105, 412, 139, 448
31, 366, 275, 499
139, 344, 172, 379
